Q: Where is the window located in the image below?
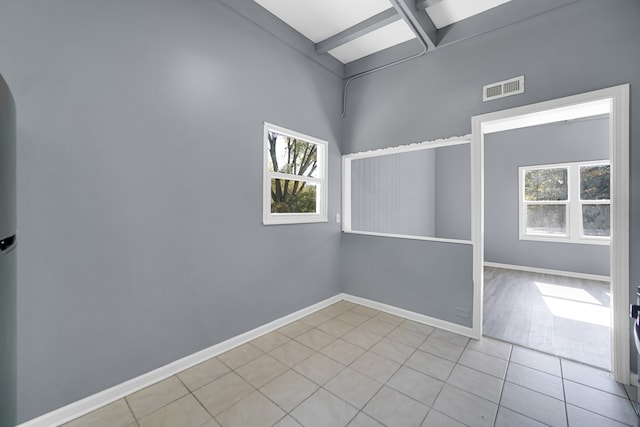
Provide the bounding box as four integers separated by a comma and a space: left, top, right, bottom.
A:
263, 122, 327, 225
519, 160, 610, 244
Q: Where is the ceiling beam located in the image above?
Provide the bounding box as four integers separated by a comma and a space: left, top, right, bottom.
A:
437, 0, 580, 47
344, 38, 424, 77
388, 0, 438, 50
415, 0, 444, 10
316, 8, 401, 55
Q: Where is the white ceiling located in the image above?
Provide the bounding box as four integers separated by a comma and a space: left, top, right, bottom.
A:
255, 0, 513, 64
328, 20, 416, 64
426, 0, 511, 29
254, 0, 394, 43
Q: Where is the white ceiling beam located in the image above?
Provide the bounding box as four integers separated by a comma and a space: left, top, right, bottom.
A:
316, 8, 401, 55
388, 0, 438, 49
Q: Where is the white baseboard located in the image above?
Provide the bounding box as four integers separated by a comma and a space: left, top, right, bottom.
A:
19, 288, 631, 427
340, 293, 475, 339
484, 262, 610, 283
19, 293, 478, 426
18, 294, 343, 427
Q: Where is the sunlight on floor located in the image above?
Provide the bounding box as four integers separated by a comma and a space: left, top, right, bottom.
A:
535, 281, 611, 327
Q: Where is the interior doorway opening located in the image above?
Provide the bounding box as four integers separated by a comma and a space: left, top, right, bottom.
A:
482, 110, 611, 369
471, 85, 630, 383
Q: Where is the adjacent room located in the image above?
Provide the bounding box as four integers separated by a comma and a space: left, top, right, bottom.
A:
1, 0, 639, 426
483, 112, 612, 369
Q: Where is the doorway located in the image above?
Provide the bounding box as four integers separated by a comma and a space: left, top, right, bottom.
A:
471, 85, 630, 383
483, 112, 611, 369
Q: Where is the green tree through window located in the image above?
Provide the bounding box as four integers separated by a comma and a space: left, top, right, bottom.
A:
520, 161, 610, 242
268, 132, 318, 213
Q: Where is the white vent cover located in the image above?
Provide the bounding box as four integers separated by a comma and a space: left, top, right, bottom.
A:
483, 75, 524, 101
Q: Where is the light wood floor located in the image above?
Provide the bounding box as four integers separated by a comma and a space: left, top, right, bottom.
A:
483, 266, 611, 370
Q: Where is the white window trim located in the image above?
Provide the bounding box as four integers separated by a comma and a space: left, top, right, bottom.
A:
263, 122, 328, 225
518, 160, 610, 245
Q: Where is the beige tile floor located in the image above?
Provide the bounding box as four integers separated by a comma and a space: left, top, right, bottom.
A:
63, 300, 638, 427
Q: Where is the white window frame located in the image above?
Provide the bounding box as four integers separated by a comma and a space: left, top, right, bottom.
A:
263, 122, 328, 225
518, 160, 610, 245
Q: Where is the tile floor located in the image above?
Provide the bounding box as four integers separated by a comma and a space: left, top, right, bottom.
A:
62, 301, 638, 427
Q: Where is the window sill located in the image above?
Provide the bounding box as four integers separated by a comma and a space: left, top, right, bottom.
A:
263, 214, 328, 225
343, 230, 472, 245
519, 235, 610, 246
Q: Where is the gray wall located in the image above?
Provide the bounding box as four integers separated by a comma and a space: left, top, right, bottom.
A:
1, 0, 639, 421
341, 234, 473, 326
351, 149, 436, 236
0, 72, 17, 427
0, 0, 343, 422
341, 0, 640, 369
435, 144, 471, 241
485, 117, 610, 276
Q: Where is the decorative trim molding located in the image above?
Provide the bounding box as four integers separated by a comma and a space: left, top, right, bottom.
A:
484, 262, 610, 283
17, 295, 343, 427
342, 134, 471, 159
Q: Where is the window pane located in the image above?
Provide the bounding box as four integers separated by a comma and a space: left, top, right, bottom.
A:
267, 131, 319, 178
524, 168, 568, 201
580, 165, 610, 200
582, 204, 610, 236
526, 204, 567, 235
270, 178, 317, 213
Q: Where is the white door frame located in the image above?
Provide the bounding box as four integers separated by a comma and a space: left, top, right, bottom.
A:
471, 84, 630, 383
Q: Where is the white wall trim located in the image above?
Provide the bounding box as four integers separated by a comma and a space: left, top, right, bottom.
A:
472, 84, 630, 384
342, 134, 471, 160
484, 262, 610, 283
340, 293, 475, 338
342, 230, 472, 246
17, 294, 343, 427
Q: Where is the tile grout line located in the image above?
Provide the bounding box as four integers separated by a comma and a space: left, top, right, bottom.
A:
282, 305, 385, 426
272, 304, 381, 425
406, 330, 469, 426
495, 345, 567, 427
491, 343, 513, 427
316, 314, 435, 426
122, 398, 137, 426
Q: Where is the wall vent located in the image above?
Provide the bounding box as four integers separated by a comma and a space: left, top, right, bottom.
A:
483, 75, 524, 101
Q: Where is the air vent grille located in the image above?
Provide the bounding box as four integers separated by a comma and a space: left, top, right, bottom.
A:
483, 75, 524, 101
